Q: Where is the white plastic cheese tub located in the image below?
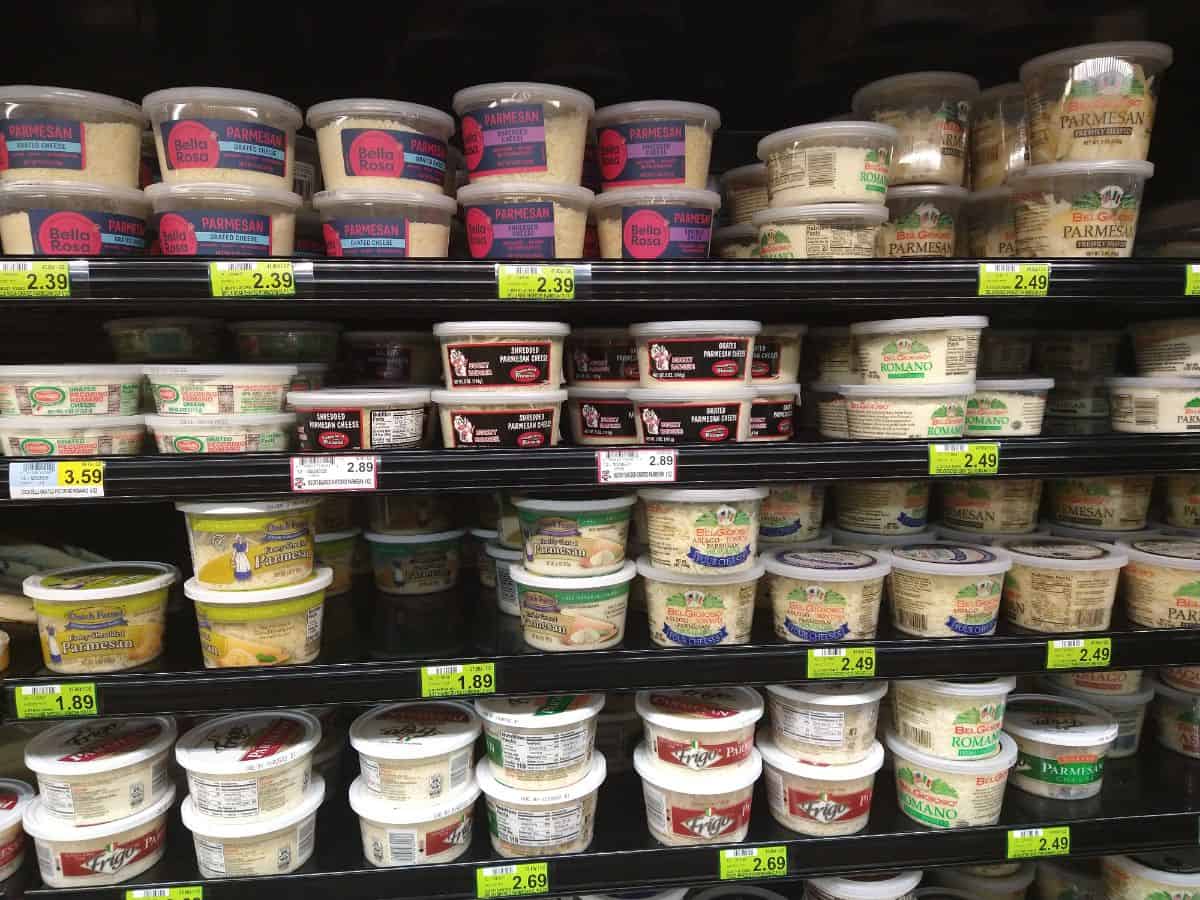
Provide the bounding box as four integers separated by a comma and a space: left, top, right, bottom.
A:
633, 742, 759, 846
0, 181, 151, 255
754, 324, 806, 384
1048, 680, 1152, 759
851, 316, 986, 385
760, 482, 826, 544
1152, 676, 1200, 759
970, 82, 1029, 189
807, 871, 923, 900
513, 495, 635, 576
512, 562, 635, 652
592, 101, 720, 191
765, 681, 888, 764
933, 864, 1035, 900
1048, 668, 1144, 696
177, 498, 318, 591
1130, 318, 1200, 375
175, 710, 320, 823
487, 542, 523, 615
25, 716, 176, 826
0, 779, 32, 882
1107, 376, 1200, 432
434, 321, 569, 391
966, 379, 1053, 436
1161, 665, 1200, 693
835, 479, 930, 535
476, 753, 605, 857
756, 122, 897, 206
182, 774, 323, 877
892, 676, 1016, 760
0, 365, 141, 416
812, 383, 850, 439
1049, 475, 1154, 531
146, 413, 293, 454
458, 181, 591, 259
1104, 854, 1200, 900
720, 163, 768, 225
635, 687, 763, 773
144, 364, 297, 415
841, 383, 971, 439
1000, 538, 1126, 632
365, 529, 463, 595
475, 694, 604, 789
878, 185, 968, 258
1117, 538, 1200, 628
593, 186, 719, 260
433, 388, 565, 450
349, 773, 478, 867
1048, 379, 1110, 419
712, 223, 758, 258
939, 478, 1043, 534
885, 729, 1016, 828
0, 414, 146, 457
1004, 693, 1117, 799
145, 182, 301, 256
630, 386, 756, 445
763, 547, 889, 643
567, 386, 638, 445
888, 543, 1013, 638
637, 557, 763, 647
754, 203, 888, 259
289, 388, 430, 451
760, 735, 883, 836
630, 320, 760, 388
349, 701, 480, 804
749, 382, 798, 442
639, 487, 768, 573
313, 188, 455, 258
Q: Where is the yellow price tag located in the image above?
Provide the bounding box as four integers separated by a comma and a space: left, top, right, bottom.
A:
928, 442, 1000, 476
1187, 264, 1200, 296
807, 647, 876, 679
208, 261, 296, 297
476, 863, 549, 898
719, 846, 788, 880
127, 889, 203, 900
421, 663, 497, 698
14, 683, 98, 719
1046, 638, 1112, 670
496, 264, 577, 299
0, 261, 71, 298
978, 262, 1050, 296
1007, 826, 1070, 859
57, 460, 104, 489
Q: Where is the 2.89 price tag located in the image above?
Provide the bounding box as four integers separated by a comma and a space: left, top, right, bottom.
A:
928, 443, 1000, 477
1046, 638, 1112, 670
209, 261, 296, 297
807, 647, 876, 679
14, 683, 98, 720
1007, 827, 1070, 859
596, 449, 677, 484
719, 846, 788, 880
978, 263, 1050, 296
0, 261, 71, 298
290, 455, 379, 492
476, 863, 549, 898
421, 663, 497, 698
496, 264, 580, 299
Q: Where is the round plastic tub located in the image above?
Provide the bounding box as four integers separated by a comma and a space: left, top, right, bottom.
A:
487, 543, 523, 616
712, 223, 758, 258
753, 324, 806, 384
639, 487, 768, 574
25, 716, 176, 826
852, 71, 979, 185
966, 187, 1018, 258
1000, 537, 1126, 633
144, 364, 297, 415
186, 568, 331, 667
765, 681, 888, 764
477, 752, 605, 857
1107, 376, 1200, 432
513, 496, 635, 576
453, 82, 595, 186
1004, 693, 1117, 799
841, 383, 971, 440
475, 694, 604, 789
145, 181, 300, 255
966, 378, 1053, 436
367, 494, 450, 535
630, 386, 756, 445
748, 383, 798, 442
434, 321, 569, 392
1036, 330, 1123, 377
1116, 537, 1200, 628
512, 562, 635, 652
0, 414, 144, 457
878, 185, 968, 258
288, 387, 430, 451
24, 561, 176, 673
754, 203, 888, 259
314, 528, 359, 596
1130, 318, 1200, 375
720, 163, 768, 225
0, 181, 150, 255
0, 779, 32, 881
313, 188, 456, 258
933, 865, 1035, 900
1166, 474, 1200, 530
593, 186, 720, 260
810, 326, 856, 382
1048, 668, 1144, 697
757, 122, 897, 206
176, 710, 320, 822
365, 529, 464, 595
1037, 859, 1104, 899
567, 386, 638, 445
760, 483, 826, 545
630, 320, 760, 389
349, 701, 480, 803
1152, 676, 1200, 758
338, 334, 430, 387
104, 317, 221, 363
565, 327, 639, 386
934, 522, 1049, 545
349, 773, 478, 867
892, 676, 1016, 760
143, 87, 301, 189
760, 736, 882, 836
1048, 379, 1110, 419
0, 364, 141, 417
147, 412, 292, 454
939, 478, 1043, 534
888, 543, 1013, 638
886, 728, 1016, 828
182, 774, 323, 877
306, 98, 455, 194
1009, 160, 1154, 258
637, 556, 763, 647
633, 742, 759, 846
763, 547, 889, 643
1048, 475, 1154, 531
970, 83, 1029, 189
851, 316, 986, 385
592, 101, 720, 191
23, 783, 174, 888
1048, 681, 1153, 759
1104, 853, 1200, 900
230, 320, 340, 363
635, 687, 763, 773
176, 498, 318, 591
1020, 41, 1173, 163
812, 382, 850, 438
0, 86, 144, 187
809, 872, 923, 900
456, 181, 589, 259
835, 479, 930, 536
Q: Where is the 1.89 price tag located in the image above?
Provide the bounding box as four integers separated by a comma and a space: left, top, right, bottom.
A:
209, 261, 296, 297
1007, 827, 1070, 859
14, 683, 98, 720
719, 846, 788, 880
421, 663, 497, 698
476, 863, 549, 898
807, 647, 876, 679
1046, 638, 1112, 670
928, 443, 1000, 477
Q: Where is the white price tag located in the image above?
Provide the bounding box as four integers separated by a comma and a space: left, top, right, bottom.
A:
595, 448, 677, 484
290, 455, 379, 492
8, 461, 105, 499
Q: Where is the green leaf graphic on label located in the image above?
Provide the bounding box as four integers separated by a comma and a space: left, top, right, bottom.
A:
667, 591, 725, 609
931, 778, 958, 797
733, 510, 751, 525
1186, 397, 1200, 409
954, 707, 981, 725
897, 767, 915, 784
695, 511, 718, 526
1085, 482, 1110, 496
967, 483, 990, 499
882, 338, 931, 354
1176, 581, 1200, 598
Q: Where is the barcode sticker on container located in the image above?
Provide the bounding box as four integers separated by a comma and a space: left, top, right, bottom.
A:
421, 663, 496, 698
1007, 826, 1070, 858
14, 683, 98, 719
9, 460, 105, 499
290, 455, 378, 492
719, 846, 788, 880
126, 889, 204, 900
1046, 638, 1112, 670
208, 260, 296, 297
496, 264, 586, 299
476, 863, 549, 898
596, 448, 677, 484
806, 647, 876, 679
978, 262, 1050, 296
0, 260, 72, 297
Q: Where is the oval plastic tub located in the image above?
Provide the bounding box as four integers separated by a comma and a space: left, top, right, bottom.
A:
1130, 318, 1200, 376
808, 871, 923, 900
757, 122, 897, 206
340, 332, 433, 386
1020, 41, 1173, 163
1152, 676, 1200, 759
635, 687, 763, 774
712, 223, 758, 259
877, 185, 968, 258
565, 327, 639, 386
512, 496, 635, 576
486, 542, 523, 616
0, 779, 33, 881
1003, 693, 1117, 799
314, 528, 359, 596
933, 864, 1035, 900
25, 716, 176, 826
1116, 537, 1200, 628
748, 383, 798, 442
851, 71, 980, 186
1009, 160, 1154, 258
638, 487, 768, 574
185, 568, 332, 667
475, 694, 604, 789
593, 186, 720, 260
0, 413, 145, 457
348, 773, 478, 867
453, 82, 595, 186
145, 181, 300, 255
630, 320, 761, 389
592, 101, 720, 191
183, 774, 323, 877
810, 326, 856, 382
0, 181, 150, 255
850, 315, 986, 385
1107, 376, 1200, 433
760, 736, 883, 836
1036, 859, 1104, 900
885, 728, 1016, 828
146, 412, 293, 454
458, 180, 592, 259
630, 386, 756, 445
835, 479, 930, 536
23, 561, 177, 673
306, 98, 455, 194
763, 547, 888, 644
143, 87, 302, 189
841, 382, 972, 440
966, 187, 1018, 258
1036, 330, 1123, 377
1048, 474, 1154, 530
1048, 668, 1144, 697
312, 188, 456, 258
23, 783, 174, 888
349, 701, 480, 803
511, 562, 635, 652
566, 386, 637, 445
1166, 474, 1200, 530
966, 378, 1053, 436
760, 483, 826, 545
104, 317, 221, 363
288, 387, 430, 451
719, 163, 768, 225
229, 320, 340, 363
888, 543, 1013, 638
1000, 538, 1126, 632
0, 86, 144, 187
433, 320, 569, 392
753, 203, 888, 259
939, 478, 1043, 534
1048, 521, 1161, 543
765, 681, 888, 764
365, 529, 464, 595
633, 742, 759, 846
144, 364, 298, 415
811, 382, 850, 438
637, 557, 763, 647
754, 324, 806, 384
892, 676, 1016, 760
1104, 854, 1200, 900
970, 82, 1029, 189
0, 364, 141, 417
1048, 681, 1152, 759
176, 498, 318, 591
1048, 379, 1110, 419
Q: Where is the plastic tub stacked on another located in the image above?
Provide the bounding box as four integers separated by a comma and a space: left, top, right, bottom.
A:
835, 479, 931, 536
288, 388, 431, 451
593, 186, 721, 260
0, 181, 152, 256
966, 187, 1018, 258
1004, 693, 1118, 799
592, 101, 721, 191
343, 330, 440, 385
1046, 679, 1153, 759
1047, 474, 1154, 532
762, 547, 890, 643
145, 181, 302, 255
877, 185, 968, 257
887, 543, 1014, 638
966, 379, 1053, 436
970, 82, 1028, 190
939, 479, 1043, 535
998, 538, 1127, 633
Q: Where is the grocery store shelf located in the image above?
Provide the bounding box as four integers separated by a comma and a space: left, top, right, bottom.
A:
26, 750, 1200, 900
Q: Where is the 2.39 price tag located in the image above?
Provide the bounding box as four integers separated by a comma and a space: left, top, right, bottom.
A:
1007, 827, 1070, 859
421, 663, 497, 698
928, 443, 1000, 477
807, 647, 876, 679
14, 683, 98, 720
476, 863, 549, 898
0, 261, 71, 298
209, 261, 296, 297
496, 264, 579, 300
719, 846, 788, 880
1046, 638, 1112, 670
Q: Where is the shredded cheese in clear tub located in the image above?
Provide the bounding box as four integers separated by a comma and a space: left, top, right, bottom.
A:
760, 736, 883, 837
639, 487, 768, 574
878, 185, 968, 258
888, 543, 1013, 638
145, 364, 297, 416
593, 101, 720, 191
757, 122, 897, 206
176, 499, 318, 591
349, 773, 478, 867
940, 479, 1043, 534
475, 694, 604, 790
0, 180, 151, 255
0, 414, 146, 457
966, 188, 1018, 258
0, 365, 141, 417
1115, 538, 1200, 628
512, 562, 635, 652
765, 681, 888, 765
633, 742, 759, 846
593, 186, 719, 260
1049, 475, 1153, 531
754, 203, 888, 259
999, 538, 1125, 633
892, 677, 1016, 761
635, 687, 763, 775
145, 182, 301, 255
763, 547, 889, 643
513, 496, 635, 576
835, 479, 930, 536
970, 82, 1029, 189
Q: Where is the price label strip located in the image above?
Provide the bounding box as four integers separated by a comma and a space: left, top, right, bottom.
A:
209, 260, 297, 297
978, 262, 1051, 296
1007, 826, 1070, 859
719, 846, 788, 881
14, 683, 98, 720
807, 647, 876, 679
126, 888, 204, 900
0, 260, 73, 298
1186, 264, 1200, 296
476, 862, 549, 899
1046, 637, 1112, 670
596, 448, 678, 484
290, 455, 379, 492
421, 663, 497, 698
496, 264, 590, 300
9, 460, 105, 500
928, 443, 1000, 477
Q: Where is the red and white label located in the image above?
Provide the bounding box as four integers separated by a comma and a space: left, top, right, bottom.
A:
654, 735, 752, 770
58, 823, 165, 876
672, 798, 752, 839
786, 785, 873, 823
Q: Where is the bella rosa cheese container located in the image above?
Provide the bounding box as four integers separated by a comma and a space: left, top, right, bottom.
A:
891, 676, 1017, 761
458, 181, 591, 259
633, 742, 760, 846
593, 186, 720, 260
760, 735, 884, 837
475, 694, 604, 790
176, 498, 318, 591
1003, 693, 1118, 800
0, 779, 33, 882
144, 182, 301, 256
0, 180, 151, 255
593, 100, 720, 191
512, 562, 636, 652
850, 316, 987, 385
763, 547, 890, 644
764, 681, 888, 765
885, 729, 1017, 829
349, 773, 478, 867
887, 543, 1013, 638
635, 686, 763, 774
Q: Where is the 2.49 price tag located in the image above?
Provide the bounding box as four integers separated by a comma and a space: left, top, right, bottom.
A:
978, 262, 1050, 296
0, 261, 71, 298
209, 261, 296, 297
807, 647, 876, 679
928, 443, 1000, 477
596, 449, 677, 484
719, 846, 788, 880
1007, 827, 1070, 859
476, 863, 549, 898
421, 663, 497, 698
290, 455, 379, 492
1046, 638, 1112, 670
14, 683, 98, 720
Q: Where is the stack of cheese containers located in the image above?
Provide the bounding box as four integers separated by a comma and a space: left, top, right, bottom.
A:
1111, 315, 1200, 435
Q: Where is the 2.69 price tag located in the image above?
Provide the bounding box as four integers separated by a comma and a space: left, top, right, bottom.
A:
929, 443, 1000, 477
496, 264, 579, 299
807, 647, 876, 679
719, 846, 788, 880
476, 863, 549, 898
209, 261, 296, 297
1007, 827, 1070, 859
978, 262, 1050, 296
14, 683, 98, 720
1046, 638, 1112, 670
0, 261, 71, 298
421, 663, 497, 698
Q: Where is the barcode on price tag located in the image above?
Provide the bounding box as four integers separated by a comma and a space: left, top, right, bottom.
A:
290, 455, 379, 492
596, 448, 677, 484
0, 260, 72, 297
9, 460, 105, 499
978, 262, 1050, 296
126, 888, 203, 900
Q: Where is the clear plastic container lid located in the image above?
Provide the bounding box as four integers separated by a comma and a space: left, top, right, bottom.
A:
286, 387, 432, 409
760, 734, 883, 782
475, 694, 605, 730
752, 203, 888, 226
175, 710, 321, 775
0, 180, 150, 212
806, 870, 924, 900
851, 71, 982, 114
592, 186, 721, 212
364, 528, 465, 546
967, 186, 1014, 205
635, 686, 763, 733
452, 82, 596, 117
311, 187, 458, 216
753, 382, 800, 399
509, 560, 637, 592
0, 780, 33, 833
23, 783, 175, 843
183, 568, 333, 606
838, 383, 975, 399
1019, 41, 1174, 82
26, 716, 177, 777
183, 775, 324, 839
567, 386, 634, 400
885, 185, 970, 202
1009, 160, 1155, 184
999, 538, 1128, 571
719, 164, 767, 188
633, 742, 760, 793
757, 121, 900, 161
513, 496, 636, 513
593, 101, 721, 129
713, 224, 758, 244
431, 388, 568, 405
145, 413, 295, 430
485, 542, 523, 563
304, 98, 454, 137
1107, 375, 1200, 390
175, 498, 318, 515
315, 528, 361, 544
976, 81, 1027, 105
630, 319, 761, 338
1, 85, 144, 123
349, 701, 481, 760
766, 681, 888, 707
23, 561, 177, 603
763, 547, 890, 581
104, 317, 221, 332
902, 675, 1017, 698
143, 363, 299, 379
1047, 679, 1154, 711
887, 543, 1013, 576
628, 386, 758, 403
638, 486, 768, 503
1117, 538, 1200, 570
1046, 521, 1161, 543
0, 364, 142, 380
349, 773, 479, 825
975, 378, 1055, 391
144, 182, 302, 212
142, 87, 302, 128
851, 316, 989, 336
636, 556, 765, 586
1004, 693, 1118, 747
0, 414, 146, 432
935, 864, 1036, 895
231, 320, 340, 334
477, 752, 606, 805
433, 321, 571, 338
886, 728, 1018, 773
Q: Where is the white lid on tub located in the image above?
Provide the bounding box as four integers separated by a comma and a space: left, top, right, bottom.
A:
184, 568, 333, 605
629, 320, 762, 338
633, 741, 760, 793
885, 184, 970, 202
313, 188, 458, 214
935, 523, 1050, 545
1019, 41, 1174, 81
1009, 160, 1154, 182
886, 727, 1018, 773
1046, 521, 1161, 543
456, 181, 594, 207
636, 555, 765, 585
1004, 693, 1118, 747
1046, 679, 1155, 710
763, 547, 890, 581
903, 676, 1017, 698
1107, 375, 1200, 389
476, 752, 606, 805
591, 186, 721, 212
852, 71, 981, 112
766, 681, 888, 706
23, 783, 176, 844
184, 774, 325, 839
638, 486, 769, 503
975, 378, 1055, 391
513, 495, 636, 513
431, 388, 568, 405
146, 413, 294, 429
144, 181, 303, 210
475, 693, 605, 729
719, 163, 767, 187
0, 779, 33, 833
935, 864, 1036, 895
349, 773, 479, 825
635, 686, 763, 733
757, 122, 900, 161
758, 734, 884, 781
175, 497, 318, 515
23, 561, 178, 603
143, 86, 302, 126
433, 321, 571, 338
753, 382, 800, 398
807, 871, 925, 900
469, 527, 498, 541
1117, 538, 1200, 570
628, 385, 759, 402
1, 85, 145, 122
593, 100, 721, 129
850, 316, 989, 335
286, 387, 432, 408
967, 186, 1014, 205
831, 527, 930, 548
143, 363, 300, 378
26, 716, 178, 778
1151, 673, 1200, 706
567, 385, 635, 400
752, 203, 888, 226
888, 542, 1013, 576
838, 382, 975, 399
0, 364, 143, 379
363, 529, 466, 545
0, 180, 150, 211
1106, 855, 1200, 888
305, 97, 455, 136
453, 82, 596, 116
999, 538, 1128, 571
350, 701, 481, 760
315, 528, 360, 543
176, 710, 321, 775
485, 541, 524, 562
509, 560, 637, 591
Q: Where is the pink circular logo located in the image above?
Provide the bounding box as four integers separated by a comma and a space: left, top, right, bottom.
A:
165, 120, 218, 169
598, 128, 628, 182
461, 116, 484, 172
465, 207, 495, 259
321, 223, 343, 257
622, 208, 671, 260
156, 213, 198, 255
347, 130, 404, 178
36, 211, 102, 255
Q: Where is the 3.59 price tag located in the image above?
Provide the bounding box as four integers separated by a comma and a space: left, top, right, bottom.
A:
1007, 827, 1070, 859
290, 455, 379, 492
14, 683, 98, 720
928, 443, 1000, 476
209, 260, 296, 297
476, 862, 549, 898
596, 449, 677, 484
807, 647, 876, 679
719, 846, 788, 880
0, 261, 71, 298
421, 663, 497, 698
496, 264, 581, 300
9, 461, 105, 499
978, 262, 1050, 296
1046, 638, 1112, 670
